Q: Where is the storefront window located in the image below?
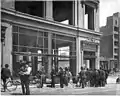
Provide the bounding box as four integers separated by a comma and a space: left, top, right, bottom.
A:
13, 33, 18, 45
37, 37, 43, 48
13, 45, 18, 52
52, 33, 76, 72
12, 25, 76, 75
19, 27, 38, 36
19, 34, 37, 47
13, 26, 18, 33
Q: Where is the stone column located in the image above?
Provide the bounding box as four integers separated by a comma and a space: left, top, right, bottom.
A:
78, 0, 85, 28
76, 38, 83, 74
96, 45, 100, 69
3, 23, 12, 73
45, 0, 53, 77
73, 0, 78, 27
54, 48, 58, 72
81, 50, 84, 68
1, 26, 7, 68
94, 8, 96, 31
48, 33, 52, 78
95, 5, 100, 32
45, 1, 53, 20
70, 42, 76, 76
76, 38, 80, 75
86, 60, 90, 68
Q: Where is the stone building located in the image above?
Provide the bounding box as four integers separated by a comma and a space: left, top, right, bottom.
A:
100, 12, 120, 71
1, 0, 101, 77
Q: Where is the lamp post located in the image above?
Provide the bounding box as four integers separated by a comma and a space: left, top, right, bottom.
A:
1, 26, 7, 67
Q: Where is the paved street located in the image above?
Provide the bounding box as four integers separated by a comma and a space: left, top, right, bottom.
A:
1, 75, 120, 95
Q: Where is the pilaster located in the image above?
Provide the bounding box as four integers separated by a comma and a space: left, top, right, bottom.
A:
96, 45, 100, 69
95, 5, 99, 32
48, 32, 52, 78
76, 37, 82, 74
78, 0, 85, 28
2, 23, 13, 73
45, 1, 53, 20
73, 0, 78, 27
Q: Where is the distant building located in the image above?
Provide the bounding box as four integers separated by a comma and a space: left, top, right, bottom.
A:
100, 12, 120, 71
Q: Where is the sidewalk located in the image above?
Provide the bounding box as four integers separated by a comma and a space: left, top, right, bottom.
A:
1, 75, 120, 95
5, 72, 120, 91
14, 75, 118, 90
107, 72, 120, 84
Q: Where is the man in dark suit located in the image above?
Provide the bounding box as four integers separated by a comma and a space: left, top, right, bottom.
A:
58, 67, 65, 88
79, 67, 86, 88
51, 68, 56, 88
1, 64, 12, 92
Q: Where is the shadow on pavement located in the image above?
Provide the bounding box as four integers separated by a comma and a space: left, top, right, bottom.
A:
11, 93, 23, 95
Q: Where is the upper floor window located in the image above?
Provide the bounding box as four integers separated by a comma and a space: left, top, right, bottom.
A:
114, 41, 119, 46
114, 26, 119, 32
15, 1, 45, 18
114, 49, 118, 53
115, 20, 117, 25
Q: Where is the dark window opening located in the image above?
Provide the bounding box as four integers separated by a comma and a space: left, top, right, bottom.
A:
85, 4, 94, 30
115, 20, 117, 25
114, 56, 118, 59
15, 1, 45, 18
114, 41, 119, 46
114, 26, 119, 32
53, 1, 73, 25
114, 49, 118, 53
114, 34, 118, 39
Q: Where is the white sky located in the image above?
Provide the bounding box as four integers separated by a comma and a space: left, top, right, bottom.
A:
100, 0, 120, 27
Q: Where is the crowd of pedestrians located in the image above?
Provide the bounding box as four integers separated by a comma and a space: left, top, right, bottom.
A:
50, 66, 109, 89
50, 67, 72, 88
1, 62, 116, 95
73, 67, 109, 88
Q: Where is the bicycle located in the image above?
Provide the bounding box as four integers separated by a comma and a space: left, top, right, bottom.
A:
1, 78, 21, 92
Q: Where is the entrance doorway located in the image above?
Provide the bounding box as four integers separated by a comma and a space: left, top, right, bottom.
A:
83, 51, 96, 70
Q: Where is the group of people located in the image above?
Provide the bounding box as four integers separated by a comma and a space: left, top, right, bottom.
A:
1, 61, 32, 95
75, 67, 109, 88
50, 67, 72, 88
1, 63, 111, 94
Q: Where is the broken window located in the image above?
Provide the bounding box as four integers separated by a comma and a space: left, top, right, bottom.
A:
85, 4, 94, 30
53, 1, 74, 25
15, 1, 45, 18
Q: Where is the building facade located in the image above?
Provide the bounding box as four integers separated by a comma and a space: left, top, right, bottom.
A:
100, 12, 120, 71
1, 0, 101, 77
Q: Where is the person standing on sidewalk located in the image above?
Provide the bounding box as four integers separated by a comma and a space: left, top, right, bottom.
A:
19, 61, 32, 95
1, 64, 13, 92
58, 67, 64, 88
50, 68, 56, 88
99, 67, 106, 87
79, 67, 86, 88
